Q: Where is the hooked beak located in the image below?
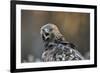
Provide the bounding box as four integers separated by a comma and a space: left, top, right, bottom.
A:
41, 31, 50, 41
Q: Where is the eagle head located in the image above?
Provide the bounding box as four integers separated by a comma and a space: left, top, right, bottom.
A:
40, 23, 64, 42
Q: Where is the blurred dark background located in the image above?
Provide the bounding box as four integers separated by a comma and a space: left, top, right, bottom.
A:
21, 10, 90, 63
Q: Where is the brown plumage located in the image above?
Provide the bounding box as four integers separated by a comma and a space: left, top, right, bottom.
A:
40, 23, 84, 62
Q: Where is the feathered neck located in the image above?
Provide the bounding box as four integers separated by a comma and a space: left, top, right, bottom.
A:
44, 36, 65, 48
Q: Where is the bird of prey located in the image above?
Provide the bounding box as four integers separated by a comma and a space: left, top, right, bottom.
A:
40, 23, 84, 62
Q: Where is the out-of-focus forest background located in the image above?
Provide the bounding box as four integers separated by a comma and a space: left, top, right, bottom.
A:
21, 10, 90, 63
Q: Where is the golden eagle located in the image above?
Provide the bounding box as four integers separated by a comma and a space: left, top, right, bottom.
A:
40, 23, 84, 62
